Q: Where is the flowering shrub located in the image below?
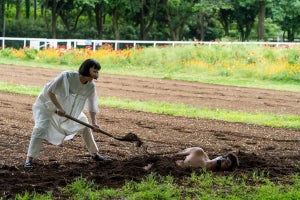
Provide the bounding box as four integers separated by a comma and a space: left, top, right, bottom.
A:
0, 48, 13, 57
24, 48, 38, 60
0, 44, 299, 82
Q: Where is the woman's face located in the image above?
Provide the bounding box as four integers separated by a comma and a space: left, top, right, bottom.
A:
88, 66, 99, 80
221, 157, 232, 170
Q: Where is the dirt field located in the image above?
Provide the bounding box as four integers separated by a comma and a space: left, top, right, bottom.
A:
0, 64, 299, 199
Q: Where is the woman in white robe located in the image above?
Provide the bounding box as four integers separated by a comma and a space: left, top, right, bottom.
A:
24, 59, 111, 168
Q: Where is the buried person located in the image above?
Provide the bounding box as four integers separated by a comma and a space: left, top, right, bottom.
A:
144, 147, 239, 172
24, 58, 111, 169
174, 147, 239, 171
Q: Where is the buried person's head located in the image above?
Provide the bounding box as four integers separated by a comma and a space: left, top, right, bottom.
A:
217, 152, 239, 171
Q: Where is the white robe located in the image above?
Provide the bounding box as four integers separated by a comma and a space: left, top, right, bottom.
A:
32, 70, 98, 145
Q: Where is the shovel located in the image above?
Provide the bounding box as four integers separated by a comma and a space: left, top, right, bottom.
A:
61, 113, 143, 147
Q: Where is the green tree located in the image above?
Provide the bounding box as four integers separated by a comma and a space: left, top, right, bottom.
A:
231, 0, 259, 41
94, 0, 106, 39
2, 0, 300, 41
271, 0, 300, 41
193, 0, 225, 41
41, 0, 60, 38
164, 0, 195, 41
127, 0, 159, 40
217, 0, 234, 37
41, 0, 98, 38
57, 0, 87, 38
105, 0, 128, 40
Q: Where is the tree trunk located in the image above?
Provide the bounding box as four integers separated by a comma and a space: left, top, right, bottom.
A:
1, 0, 5, 37
258, 0, 265, 41
34, 0, 37, 19
238, 24, 245, 41
15, 0, 21, 20
166, 4, 179, 40
41, 4, 44, 17
51, 0, 57, 38
287, 29, 294, 42
199, 12, 205, 41
141, 0, 158, 40
245, 21, 254, 40
219, 9, 230, 36
94, 3, 103, 39
112, 8, 119, 40
25, 0, 30, 19
140, 0, 145, 40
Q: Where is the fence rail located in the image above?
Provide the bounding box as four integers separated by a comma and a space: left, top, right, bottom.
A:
1, 37, 299, 51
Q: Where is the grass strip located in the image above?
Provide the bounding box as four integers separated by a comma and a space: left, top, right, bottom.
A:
1, 82, 299, 130
1, 58, 300, 92
99, 97, 300, 129
16, 173, 300, 199
0, 82, 41, 96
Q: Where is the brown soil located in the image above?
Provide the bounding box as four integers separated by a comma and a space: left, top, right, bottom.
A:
0, 64, 299, 199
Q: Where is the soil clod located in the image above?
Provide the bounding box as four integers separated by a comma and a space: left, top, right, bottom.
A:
119, 132, 143, 147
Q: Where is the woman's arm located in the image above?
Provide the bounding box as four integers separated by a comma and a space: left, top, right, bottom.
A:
48, 90, 65, 116
89, 111, 97, 125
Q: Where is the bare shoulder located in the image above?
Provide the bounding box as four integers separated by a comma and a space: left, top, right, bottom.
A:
190, 147, 204, 153
176, 147, 204, 155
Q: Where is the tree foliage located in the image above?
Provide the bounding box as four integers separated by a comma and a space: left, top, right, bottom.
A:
0, 0, 299, 41
271, 0, 300, 41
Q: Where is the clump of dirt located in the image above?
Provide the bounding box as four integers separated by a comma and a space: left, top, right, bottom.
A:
119, 132, 143, 147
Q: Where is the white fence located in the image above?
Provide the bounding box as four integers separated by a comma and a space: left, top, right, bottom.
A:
1, 37, 299, 51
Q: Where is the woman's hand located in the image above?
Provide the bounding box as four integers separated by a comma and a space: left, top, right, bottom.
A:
56, 108, 66, 116
92, 124, 100, 132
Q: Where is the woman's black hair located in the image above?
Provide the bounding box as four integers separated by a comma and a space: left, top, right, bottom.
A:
224, 153, 239, 171
78, 59, 101, 77
216, 157, 222, 171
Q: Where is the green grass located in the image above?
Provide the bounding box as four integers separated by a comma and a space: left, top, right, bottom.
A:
14, 172, 300, 200
1, 55, 300, 92
0, 82, 41, 96
0, 57, 75, 70
1, 82, 299, 130
100, 96, 300, 129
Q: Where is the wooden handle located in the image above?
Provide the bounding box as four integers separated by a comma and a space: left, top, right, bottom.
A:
62, 113, 116, 139
64, 114, 94, 129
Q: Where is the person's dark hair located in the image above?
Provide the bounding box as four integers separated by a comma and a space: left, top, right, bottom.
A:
224, 153, 239, 171
78, 59, 101, 77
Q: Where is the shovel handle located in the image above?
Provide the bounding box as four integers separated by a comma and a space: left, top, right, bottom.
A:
64, 114, 94, 129
61, 113, 116, 139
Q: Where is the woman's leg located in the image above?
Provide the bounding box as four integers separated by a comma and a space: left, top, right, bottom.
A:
25, 105, 50, 165
80, 128, 111, 161
26, 132, 43, 161
81, 127, 99, 155
25, 128, 44, 167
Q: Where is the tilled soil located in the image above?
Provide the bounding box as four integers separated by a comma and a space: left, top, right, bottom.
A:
0, 64, 299, 199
